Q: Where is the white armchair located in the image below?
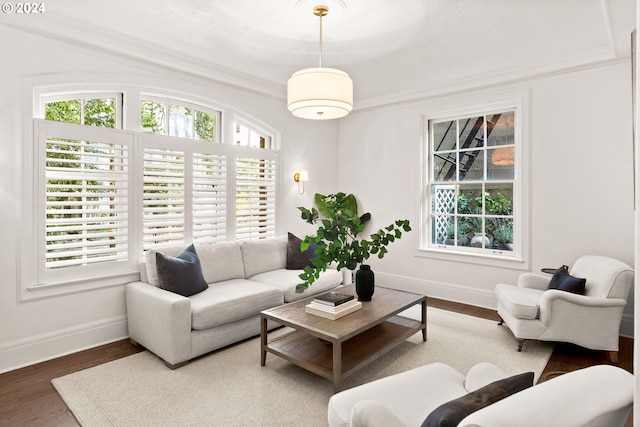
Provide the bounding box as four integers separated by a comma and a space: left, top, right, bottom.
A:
495, 255, 633, 361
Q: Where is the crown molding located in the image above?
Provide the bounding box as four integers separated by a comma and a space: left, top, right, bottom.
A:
354, 44, 618, 112
0, 14, 287, 102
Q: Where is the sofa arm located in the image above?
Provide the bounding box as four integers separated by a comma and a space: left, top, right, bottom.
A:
126, 281, 192, 367
458, 365, 633, 427
350, 401, 408, 427
517, 273, 549, 291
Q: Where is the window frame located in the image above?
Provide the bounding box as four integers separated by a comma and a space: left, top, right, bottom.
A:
19, 86, 280, 301
418, 91, 530, 270
139, 95, 222, 143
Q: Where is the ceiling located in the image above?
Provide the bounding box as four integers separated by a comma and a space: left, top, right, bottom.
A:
3, 0, 635, 110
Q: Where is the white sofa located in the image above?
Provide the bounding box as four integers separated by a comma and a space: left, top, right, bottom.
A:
328, 362, 633, 427
126, 236, 342, 368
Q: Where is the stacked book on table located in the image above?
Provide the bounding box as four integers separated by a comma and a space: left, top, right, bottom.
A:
305, 292, 362, 320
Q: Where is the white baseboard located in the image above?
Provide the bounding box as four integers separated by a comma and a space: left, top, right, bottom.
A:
0, 316, 128, 374
376, 271, 635, 339
375, 271, 498, 310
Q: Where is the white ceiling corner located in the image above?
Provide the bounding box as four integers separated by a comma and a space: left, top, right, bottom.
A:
2, 0, 634, 109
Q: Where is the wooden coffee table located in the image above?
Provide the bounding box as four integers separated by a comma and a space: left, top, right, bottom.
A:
260, 285, 427, 392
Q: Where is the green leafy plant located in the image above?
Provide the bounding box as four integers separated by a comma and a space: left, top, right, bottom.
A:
456, 191, 513, 242
445, 221, 455, 239
296, 192, 411, 293
491, 221, 513, 244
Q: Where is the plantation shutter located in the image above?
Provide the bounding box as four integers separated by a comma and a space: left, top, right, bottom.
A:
235, 155, 276, 240
193, 152, 227, 243
38, 121, 133, 284
142, 147, 185, 248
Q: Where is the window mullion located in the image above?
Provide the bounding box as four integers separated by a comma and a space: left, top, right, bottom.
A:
184, 149, 194, 242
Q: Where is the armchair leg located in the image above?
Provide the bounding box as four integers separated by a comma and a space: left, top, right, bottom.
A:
497, 317, 504, 326
609, 351, 619, 364
516, 339, 524, 352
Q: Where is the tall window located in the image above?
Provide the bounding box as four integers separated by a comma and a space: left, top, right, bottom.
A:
234, 121, 276, 240
39, 97, 133, 283
28, 90, 278, 294
427, 110, 516, 257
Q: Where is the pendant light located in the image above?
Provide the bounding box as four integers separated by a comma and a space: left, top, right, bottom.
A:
287, 5, 353, 120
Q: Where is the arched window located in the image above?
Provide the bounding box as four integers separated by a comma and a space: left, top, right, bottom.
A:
23, 89, 279, 298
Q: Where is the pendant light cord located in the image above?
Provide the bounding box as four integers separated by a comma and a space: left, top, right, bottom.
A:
318, 11, 323, 68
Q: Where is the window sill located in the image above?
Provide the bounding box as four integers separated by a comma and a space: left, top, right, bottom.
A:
20, 271, 140, 302
415, 247, 528, 271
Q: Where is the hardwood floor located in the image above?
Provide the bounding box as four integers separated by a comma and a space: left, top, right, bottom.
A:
0, 298, 633, 427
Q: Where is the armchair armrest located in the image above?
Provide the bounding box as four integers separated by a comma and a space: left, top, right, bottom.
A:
540, 290, 628, 310
538, 290, 628, 350
517, 273, 549, 291
126, 281, 192, 367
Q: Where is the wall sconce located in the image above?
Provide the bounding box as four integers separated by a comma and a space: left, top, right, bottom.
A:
293, 170, 309, 194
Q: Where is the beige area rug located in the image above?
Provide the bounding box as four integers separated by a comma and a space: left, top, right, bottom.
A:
52, 307, 552, 427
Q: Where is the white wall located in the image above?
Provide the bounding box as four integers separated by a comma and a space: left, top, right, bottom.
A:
0, 26, 339, 373
0, 22, 635, 375
338, 61, 635, 335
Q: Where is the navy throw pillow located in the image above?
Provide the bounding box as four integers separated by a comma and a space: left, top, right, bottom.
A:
286, 232, 317, 270
422, 372, 534, 427
156, 244, 208, 297
547, 265, 586, 295
547, 265, 570, 290
555, 275, 586, 295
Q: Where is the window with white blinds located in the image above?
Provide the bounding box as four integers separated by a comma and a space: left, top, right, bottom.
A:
37, 121, 134, 284
28, 91, 279, 296
141, 144, 229, 249
142, 147, 185, 248
193, 152, 227, 243
235, 156, 276, 240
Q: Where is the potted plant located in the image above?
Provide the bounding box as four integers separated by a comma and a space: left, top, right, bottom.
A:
296, 192, 411, 299
444, 221, 455, 245
492, 223, 513, 251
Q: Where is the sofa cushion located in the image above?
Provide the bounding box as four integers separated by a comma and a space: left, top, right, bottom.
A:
286, 232, 317, 270
240, 236, 287, 278
464, 362, 509, 393
350, 400, 406, 427
328, 362, 468, 427
249, 268, 342, 302
189, 279, 283, 330
422, 371, 534, 427
143, 241, 245, 286
155, 244, 209, 297
194, 241, 245, 283
494, 283, 542, 320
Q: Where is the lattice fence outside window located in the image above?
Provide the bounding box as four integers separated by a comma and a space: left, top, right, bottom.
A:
433, 185, 455, 243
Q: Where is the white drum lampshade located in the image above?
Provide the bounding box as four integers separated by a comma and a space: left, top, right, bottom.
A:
287, 67, 353, 120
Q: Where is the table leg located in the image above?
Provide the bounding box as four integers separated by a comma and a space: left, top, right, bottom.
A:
421, 299, 427, 342
332, 341, 342, 392
260, 316, 267, 366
